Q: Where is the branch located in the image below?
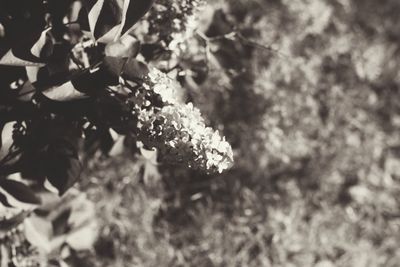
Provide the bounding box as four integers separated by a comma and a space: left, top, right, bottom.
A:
196, 29, 290, 60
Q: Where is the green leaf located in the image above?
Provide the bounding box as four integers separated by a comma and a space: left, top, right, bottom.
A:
0, 179, 41, 205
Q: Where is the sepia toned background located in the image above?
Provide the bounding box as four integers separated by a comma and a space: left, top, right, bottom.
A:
79, 0, 400, 266
2, 0, 400, 266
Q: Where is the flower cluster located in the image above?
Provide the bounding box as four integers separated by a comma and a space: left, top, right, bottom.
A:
137, 0, 205, 50
137, 102, 233, 173
142, 67, 184, 105
125, 68, 233, 173
0, 208, 43, 267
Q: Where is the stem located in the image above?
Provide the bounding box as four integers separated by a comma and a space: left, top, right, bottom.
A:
17, 88, 36, 98
196, 30, 290, 59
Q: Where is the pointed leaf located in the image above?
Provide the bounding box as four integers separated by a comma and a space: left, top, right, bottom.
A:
109, 135, 125, 156
121, 58, 149, 80
87, 0, 106, 37
0, 192, 12, 208
0, 179, 41, 205
0, 122, 15, 160
42, 81, 88, 101
30, 28, 53, 59
44, 142, 82, 195
0, 49, 45, 67
122, 0, 155, 34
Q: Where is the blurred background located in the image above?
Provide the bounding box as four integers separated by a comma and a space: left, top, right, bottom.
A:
75, 0, 400, 266
5, 0, 400, 266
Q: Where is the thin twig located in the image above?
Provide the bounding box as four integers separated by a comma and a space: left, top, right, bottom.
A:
196, 30, 290, 60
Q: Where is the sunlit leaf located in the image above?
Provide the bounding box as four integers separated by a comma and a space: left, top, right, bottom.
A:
0, 122, 14, 160
24, 216, 53, 253
0, 50, 45, 67
66, 220, 99, 251
42, 81, 88, 102
109, 135, 126, 156
140, 147, 157, 164
122, 0, 155, 34
139, 147, 160, 186
30, 28, 53, 59
81, 0, 154, 42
